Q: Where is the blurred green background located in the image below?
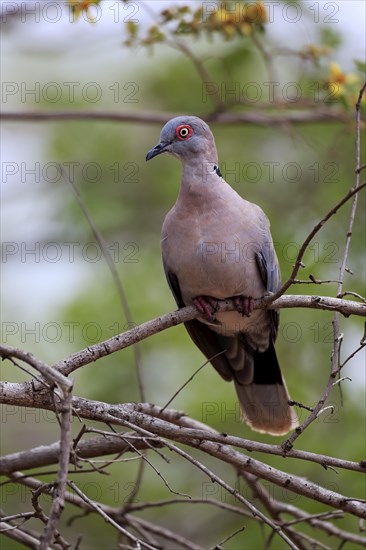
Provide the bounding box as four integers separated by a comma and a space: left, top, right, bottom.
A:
1, 1, 365, 548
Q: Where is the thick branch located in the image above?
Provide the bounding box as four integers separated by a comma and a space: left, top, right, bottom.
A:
1, 296, 362, 382
0, 295, 358, 379
112, 410, 366, 520
1, 395, 365, 519
0, 345, 74, 549
0, 433, 157, 474
53, 294, 366, 375
0, 406, 364, 474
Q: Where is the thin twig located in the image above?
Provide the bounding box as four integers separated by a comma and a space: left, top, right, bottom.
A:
338, 291, 366, 303
282, 82, 366, 450
126, 514, 203, 550
60, 165, 148, 512
267, 181, 366, 304
339, 344, 366, 370
0, 521, 42, 547
211, 526, 246, 550
159, 351, 225, 414
67, 480, 157, 550
59, 166, 145, 402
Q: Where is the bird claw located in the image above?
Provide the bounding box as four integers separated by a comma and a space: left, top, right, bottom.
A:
193, 296, 218, 322
234, 296, 254, 317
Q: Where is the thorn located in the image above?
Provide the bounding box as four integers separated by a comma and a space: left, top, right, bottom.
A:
317, 405, 334, 418
333, 376, 352, 386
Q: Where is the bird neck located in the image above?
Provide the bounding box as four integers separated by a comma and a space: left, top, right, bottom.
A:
178, 157, 225, 201
181, 155, 219, 180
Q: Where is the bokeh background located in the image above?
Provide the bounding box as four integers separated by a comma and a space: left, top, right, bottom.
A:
1, 1, 365, 548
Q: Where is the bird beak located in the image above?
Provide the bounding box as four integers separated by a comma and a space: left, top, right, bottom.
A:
146, 141, 170, 161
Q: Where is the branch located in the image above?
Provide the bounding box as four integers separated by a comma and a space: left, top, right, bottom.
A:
8, 471, 365, 550
267, 181, 366, 303
241, 471, 309, 550
0, 346, 72, 391
0, 433, 154, 474
42, 294, 366, 376
0, 521, 41, 548
0, 107, 353, 126
118, 422, 299, 549
5, 473, 202, 550
60, 166, 146, 402
66, 480, 157, 550
0, 342, 74, 548
2, 395, 365, 519
281, 82, 366, 450
1, 407, 364, 474
1, 295, 363, 382
112, 412, 366, 521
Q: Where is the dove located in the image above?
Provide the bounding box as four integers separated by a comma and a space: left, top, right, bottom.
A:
146, 115, 297, 435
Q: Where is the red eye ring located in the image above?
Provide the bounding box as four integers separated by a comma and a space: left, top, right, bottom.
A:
176, 124, 193, 140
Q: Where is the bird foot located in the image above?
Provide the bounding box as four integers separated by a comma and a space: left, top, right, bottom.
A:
193, 296, 218, 322
234, 296, 254, 317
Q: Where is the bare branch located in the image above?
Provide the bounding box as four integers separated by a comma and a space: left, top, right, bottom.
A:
0, 345, 71, 391
267, 181, 366, 303
0, 345, 73, 547
1, 399, 364, 475
7, 472, 202, 550
51, 293, 365, 377
126, 515, 204, 550
282, 82, 366, 450
1, 294, 361, 385
60, 166, 146, 403
0, 521, 41, 547
39, 380, 73, 548
118, 423, 299, 549
67, 480, 156, 550
0, 107, 354, 127
3, 395, 365, 519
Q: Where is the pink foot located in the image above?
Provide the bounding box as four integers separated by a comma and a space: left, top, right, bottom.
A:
234, 296, 254, 317
193, 296, 218, 322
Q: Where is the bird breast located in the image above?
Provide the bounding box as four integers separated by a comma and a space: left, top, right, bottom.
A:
161, 200, 267, 305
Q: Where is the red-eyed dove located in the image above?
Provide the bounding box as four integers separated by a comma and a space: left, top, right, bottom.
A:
146, 116, 298, 435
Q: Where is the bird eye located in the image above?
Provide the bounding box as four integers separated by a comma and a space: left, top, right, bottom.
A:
176, 125, 193, 140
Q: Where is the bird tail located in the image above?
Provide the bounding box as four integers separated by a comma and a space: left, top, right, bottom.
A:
234, 341, 298, 436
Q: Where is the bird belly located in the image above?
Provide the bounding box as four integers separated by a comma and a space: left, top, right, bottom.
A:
164, 231, 264, 296
209, 309, 270, 349
177, 238, 264, 301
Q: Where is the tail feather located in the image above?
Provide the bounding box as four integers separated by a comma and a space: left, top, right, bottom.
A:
234, 341, 298, 435
183, 318, 297, 435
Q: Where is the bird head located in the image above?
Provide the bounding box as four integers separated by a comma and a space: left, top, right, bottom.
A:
146, 116, 218, 164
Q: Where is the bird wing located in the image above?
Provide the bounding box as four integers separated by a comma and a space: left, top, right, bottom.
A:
163, 263, 234, 382
255, 232, 281, 341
